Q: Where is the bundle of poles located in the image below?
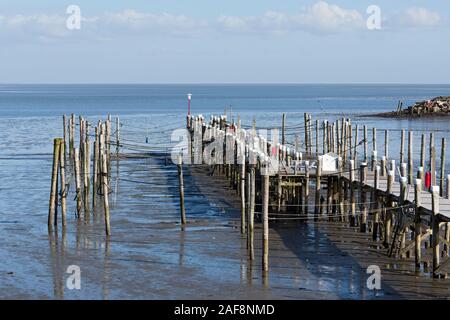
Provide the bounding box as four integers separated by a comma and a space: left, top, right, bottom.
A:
48, 114, 120, 236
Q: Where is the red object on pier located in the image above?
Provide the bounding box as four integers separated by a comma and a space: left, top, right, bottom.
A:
425, 171, 431, 189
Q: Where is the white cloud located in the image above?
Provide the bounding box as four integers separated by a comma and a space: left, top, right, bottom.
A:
101, 10, 208, 35
402, 7, 442, 28
217, 1, 365, 35
0, 3, 446, 44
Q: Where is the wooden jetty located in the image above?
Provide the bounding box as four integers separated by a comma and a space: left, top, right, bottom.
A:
184, 113, 450, 278
48, 111, 450, 285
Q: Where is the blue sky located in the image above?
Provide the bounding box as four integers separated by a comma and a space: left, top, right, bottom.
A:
0, 1, 449, 83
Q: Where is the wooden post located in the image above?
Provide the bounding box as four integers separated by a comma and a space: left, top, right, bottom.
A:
381, 156, 387, 177
69, 114, 75, 161
177, 155, 186, 225
84, 127, 90, 217
353, 125, 359, 163
101, 153, 111, 236
385, 129, 389, 160
116, 116, 120, 155
408, 131, 413, 184
359, 162, 368, 232
262, 173, 270, 272
430, 133, 436, 187
373, 165, 380, 240
372, 127, 377, 170
304, 161, 310, 214
349, 160, 356, 226
48, 138, 61, 229
281, 113, 286, 146
106, 119, 111, 172
447, 174, 450, 200
384, 168, 395, 247
431, 186, 440, 277
363, 125, 368, 163
315, 119, 319, 156
400, 129, 405, 165
314, 157, 322, 221
59, 140, 67, 226
308, 114, 313, 156
63, 115, 67, 166
414, 178, 422, 267
74, 148, 82, 218
420, 133, 426, 169
92, 126, 99, 209
240, 155, 246, 234
304, 113, 309, 156
440, 138, 446, 197
249, 166, 255, 261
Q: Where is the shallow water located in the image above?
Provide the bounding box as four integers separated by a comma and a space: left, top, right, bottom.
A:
0, 84, 449, 299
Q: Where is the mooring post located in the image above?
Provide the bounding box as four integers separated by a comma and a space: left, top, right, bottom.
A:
384, 168, 395, 247
70, 114, 75, 161
308, 114, 313, 156
249, 166, 255, 261
430, 133, 436, 187
372, 165, 380, 240
84, 125, 91, 217
371, 128, 377, 171
74, 148, 82, 218
447, 174, 450, 200
418, 166, 424, 189
59, 140, 67, 226
401, 162, 407, 179
262, 173, 270, 272
314, 157, 322, 221
353, 124, 359, 163
304, 113, 308, 156
414, 178, 422, 268
101, 153, 111, 236
400, 129, 405, 165
240, 151, 246, 234
349, 160, 356, 226
116, 116, 120, 156
63, 115, 67, 166
177, 155, 187, 226
363, 125, 368, 163
440, 138, 446, 197
385, 129, 389, 161
408, 131, 413, 184
381, 156, 387, 177
281, 113, 286, 146
420, 133, 426, 170
304, 161, 310, 215
359, 162, 368, 232
315, 119, 319, 156
106, 118, 111, 173
431, 186, 440, 277
48, 138, 61, 229
92, 126, 99, 209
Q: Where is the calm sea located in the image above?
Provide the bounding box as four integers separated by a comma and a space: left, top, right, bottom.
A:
1, 84, 449, 298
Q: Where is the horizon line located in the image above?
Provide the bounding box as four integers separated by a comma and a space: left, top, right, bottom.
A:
1, 82, 450, 86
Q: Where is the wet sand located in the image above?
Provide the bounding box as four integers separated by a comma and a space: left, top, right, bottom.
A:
1, 154, 448, 299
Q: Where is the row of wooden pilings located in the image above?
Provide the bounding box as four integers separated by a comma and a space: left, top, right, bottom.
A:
181, 113, 449, 278
48, 114, 120, 236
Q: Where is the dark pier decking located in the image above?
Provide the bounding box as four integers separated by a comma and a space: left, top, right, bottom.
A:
41, 112, 450, 299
